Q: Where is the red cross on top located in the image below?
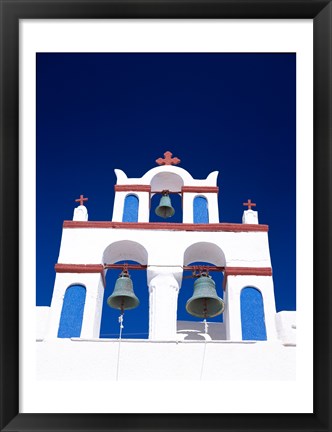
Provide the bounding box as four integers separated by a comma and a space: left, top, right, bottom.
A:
75, 194, 88, 206
156, 151, 181, 166
243, 199, 256, 210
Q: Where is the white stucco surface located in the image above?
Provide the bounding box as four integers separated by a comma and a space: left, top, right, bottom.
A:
73, 205, 88, 221
36, 306, 50, 340
57, 228, 271, 268
275, 311, 297, 345
242, 209, 259, 224
114, 166, 219, 188
36, 307, 296, 380
36, 338, 295, 381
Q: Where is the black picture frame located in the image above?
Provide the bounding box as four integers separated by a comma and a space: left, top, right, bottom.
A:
0, 1, 331, 431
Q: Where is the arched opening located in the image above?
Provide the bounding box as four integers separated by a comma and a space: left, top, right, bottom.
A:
193, 196, 209, 223
178, 261, 224, 323
122, 194, 139, 222
150, 192, 182, 223
240, 287, 267, 340
149, 171, 184, 222
101, 241, 149, 339
100, 260, 149, 339
58, 284, 86, 338
178, 242, 226, 340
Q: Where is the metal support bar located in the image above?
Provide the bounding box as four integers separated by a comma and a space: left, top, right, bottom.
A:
104, 263, 225, 272
150, 190, 181, 194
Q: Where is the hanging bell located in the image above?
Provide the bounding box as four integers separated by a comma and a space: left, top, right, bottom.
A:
155, 190, 175, 218
107, 271, 140, 311
186, 273, 224, 318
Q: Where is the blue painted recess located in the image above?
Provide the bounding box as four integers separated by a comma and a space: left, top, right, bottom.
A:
123, 194, 139, 222
193, 196, 209, 223
58, 285, 86, 338
240, 287, 267, 340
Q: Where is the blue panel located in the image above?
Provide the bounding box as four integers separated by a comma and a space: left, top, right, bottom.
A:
193, 196, 209, 223
123, 194, 139, 222
58, 285, 86, 338
240, 287, 267, 340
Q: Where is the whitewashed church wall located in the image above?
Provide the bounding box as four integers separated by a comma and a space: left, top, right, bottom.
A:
275, 311, 297, 345
148, 273, 180, 340
37, 308, 296, 344
36, 306, 50, 340
36, 339, 296, 381
114, 165, 219, 188
57, 228, 272, 268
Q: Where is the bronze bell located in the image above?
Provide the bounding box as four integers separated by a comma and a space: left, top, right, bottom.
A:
155, 190, 175, 218
107, 271, 140, 311
186, 273, 224, 318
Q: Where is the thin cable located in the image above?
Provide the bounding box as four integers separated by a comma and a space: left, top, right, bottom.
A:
115, 310, 124, 381
200, 301, 209, 381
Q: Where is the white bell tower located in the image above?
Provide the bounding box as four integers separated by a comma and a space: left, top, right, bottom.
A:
45, 150, 278, 342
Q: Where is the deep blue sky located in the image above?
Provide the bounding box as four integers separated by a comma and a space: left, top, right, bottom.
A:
37, 53, 296, 338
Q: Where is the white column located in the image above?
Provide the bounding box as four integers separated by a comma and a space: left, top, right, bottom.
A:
137, 192, 150, 222
206, 193, 219, 223
148, 272, 180, 340
224, 276, 242, 340
258, 276, 278, 340
80, 274, 105, 338
182, 193, 194, 223
112, 192, 126, 221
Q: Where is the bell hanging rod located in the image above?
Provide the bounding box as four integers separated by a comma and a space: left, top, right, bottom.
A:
103, 263, 225, 272
150, 190, 181, 194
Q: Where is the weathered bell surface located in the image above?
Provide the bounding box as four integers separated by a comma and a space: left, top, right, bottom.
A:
186, 274, 224, 318
107, 274, 140, 310
155, 192, 175, 218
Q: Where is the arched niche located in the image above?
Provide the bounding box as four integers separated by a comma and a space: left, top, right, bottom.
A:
103, 240, 148, 265
58, 284, 86, 338
183, 242, 226, 267
122, 194, 139, 222
240, 287, 267, 341
193, 196, 209, 223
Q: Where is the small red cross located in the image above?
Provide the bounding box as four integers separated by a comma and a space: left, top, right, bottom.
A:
243, 199, 256, 210
75, 194, 88, 206
156, 151, 181, 166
